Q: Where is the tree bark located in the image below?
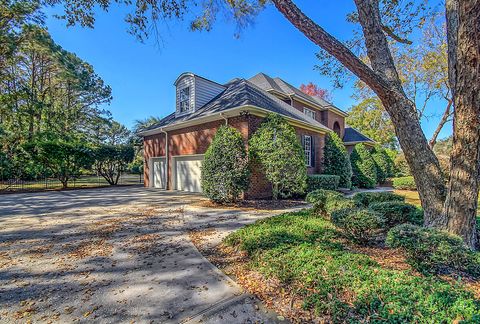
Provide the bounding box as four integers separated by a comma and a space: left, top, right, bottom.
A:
442, 0, 480, 248
271, 0, 446, 224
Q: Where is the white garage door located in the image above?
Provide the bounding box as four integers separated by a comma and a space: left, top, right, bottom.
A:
151, 157, 166, 189
174, 155, 204, 193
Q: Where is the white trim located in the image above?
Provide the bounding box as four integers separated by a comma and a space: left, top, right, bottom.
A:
138, 105, 331, 137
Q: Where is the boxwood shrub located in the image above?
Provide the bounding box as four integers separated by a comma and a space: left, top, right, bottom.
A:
306, 189, 342, 215
331, 208, 385, 244
307, 174, 340, 192
392, 176, 417, 190
323, 132, 352, 188
369, 201, 423, 228
386, 224, 480, 277
353, 191, 405, 207
351, 143, 377, 188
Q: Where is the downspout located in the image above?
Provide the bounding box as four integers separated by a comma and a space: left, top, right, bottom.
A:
220, 112, 228, 125
161, 129, 169, 190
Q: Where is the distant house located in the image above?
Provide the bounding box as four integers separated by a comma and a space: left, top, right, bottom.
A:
138, 72, 374, 198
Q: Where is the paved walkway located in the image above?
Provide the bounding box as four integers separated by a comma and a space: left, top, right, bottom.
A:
0, 187, 296, 323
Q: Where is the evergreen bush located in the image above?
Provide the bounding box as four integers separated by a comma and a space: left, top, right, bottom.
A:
201, 125, 249, 203
350, 143, 378, 188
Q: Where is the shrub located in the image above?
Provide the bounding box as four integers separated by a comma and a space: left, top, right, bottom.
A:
307, 174, 340, 191
331, 208, 385, 244
323, 132, 352, 188
353, 191, 405, 207
249, 113, 307, 199
369, 201, 423, 228
306, 189, 342, 215
392, 176, 417, 190
325, 196, 356, 214
201, 125, 249, 203
371, 146, 393, 184
386, 224, 480, 276
394, 152, 411, 177
350, 143, 377, 188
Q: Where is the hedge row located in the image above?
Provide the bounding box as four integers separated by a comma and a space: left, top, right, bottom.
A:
306, 174, 340, 191
392, 176, 417, 190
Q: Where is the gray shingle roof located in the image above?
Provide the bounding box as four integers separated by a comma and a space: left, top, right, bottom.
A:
140, 78, 330, 133
343, 127, 375, 144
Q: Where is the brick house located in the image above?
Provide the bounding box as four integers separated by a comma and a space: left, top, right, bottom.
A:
138, 72, 374, 198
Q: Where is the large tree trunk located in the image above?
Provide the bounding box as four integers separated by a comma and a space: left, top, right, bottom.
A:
442, 0, 480, 248
271, 0, 446, 223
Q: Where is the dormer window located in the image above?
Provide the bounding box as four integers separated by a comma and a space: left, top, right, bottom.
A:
303, 108, 316, 120
179, 87, 191, 113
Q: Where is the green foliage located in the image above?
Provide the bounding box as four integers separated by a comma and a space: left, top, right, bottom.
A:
369, 201, 423, 228
249, 113, 307, 199
226, 210, 480, 322
26, 139, 94, 187
350, 143, 377, 188
307, 174, 339, 192
93, 144, 135, 185
346, 98, 397, 149
392, 176, 417, 190
201, 125, 249, 203
322, 132, 352, 188
394, 152, 411, 177
371, 146, 394, 184
387, 224, 480, 277
353, 191, 405, 207
305, 189, 342, 215
331, 208, 385, 244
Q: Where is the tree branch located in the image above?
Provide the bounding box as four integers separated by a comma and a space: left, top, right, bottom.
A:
429, 99, 453, 149
381, 24, 413, 44
270, 0, 391, 96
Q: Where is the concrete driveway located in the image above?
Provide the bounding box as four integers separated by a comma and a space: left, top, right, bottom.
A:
0, 186, 289, 323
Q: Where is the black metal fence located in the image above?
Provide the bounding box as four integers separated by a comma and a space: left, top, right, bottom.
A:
0, 173, 144, 193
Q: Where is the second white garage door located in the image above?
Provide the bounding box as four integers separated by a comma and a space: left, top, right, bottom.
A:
174, 155, 204, 193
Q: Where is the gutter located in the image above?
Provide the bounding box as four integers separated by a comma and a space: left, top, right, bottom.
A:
161, 129, 169, 189
138, 105, 331, 136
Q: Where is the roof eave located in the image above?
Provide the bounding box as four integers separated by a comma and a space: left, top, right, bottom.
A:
139, 105, 330, 137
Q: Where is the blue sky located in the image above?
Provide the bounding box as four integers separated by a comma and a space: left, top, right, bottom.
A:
44, 1, 451, 139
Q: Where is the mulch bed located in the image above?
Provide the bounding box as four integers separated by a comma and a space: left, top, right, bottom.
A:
194, 199, 308, 211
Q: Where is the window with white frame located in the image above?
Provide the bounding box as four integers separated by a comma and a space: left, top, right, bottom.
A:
179, 87, 191, 113
303, 108, 316, 120
303, 135, 312, 167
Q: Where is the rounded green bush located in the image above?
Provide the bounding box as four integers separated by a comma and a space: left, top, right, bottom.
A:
325, 196, 356, 214
369, 201, 423, 228
331, 208, 385, 244
306, 189, 342, 215
201, 125, 249, 203
392, 176, 417, 190
350, 143, 377, 188
386, 224, 480, 277
353, 191, 405, 207
323, 132, 352, 188
307, 174, 340, 192
371, 146, 393, 184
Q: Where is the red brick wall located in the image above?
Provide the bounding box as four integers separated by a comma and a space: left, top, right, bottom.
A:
323, 110, 345, 139
143, 116, 248, 188
143, 113, 326, 199
143, 133, 166, 186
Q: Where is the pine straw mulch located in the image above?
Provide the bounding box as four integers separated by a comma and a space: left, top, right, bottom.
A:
193, 199, 308, 211
190, 229, 480, 323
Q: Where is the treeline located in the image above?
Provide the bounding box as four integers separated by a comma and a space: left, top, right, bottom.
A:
0, 1, 140, 187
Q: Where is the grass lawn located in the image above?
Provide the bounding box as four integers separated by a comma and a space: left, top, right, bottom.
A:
225, 210, 480, 322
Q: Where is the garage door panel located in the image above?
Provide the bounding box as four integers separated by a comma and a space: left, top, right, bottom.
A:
174, 156, 204, 193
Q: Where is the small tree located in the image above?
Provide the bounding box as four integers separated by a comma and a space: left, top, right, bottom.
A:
351, 143, 377, 189
323, 132, 352, 189
249, 113, 307, 199
201, 125, 249, 203
93, 144, 135, 185
28, 140, 93, 188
